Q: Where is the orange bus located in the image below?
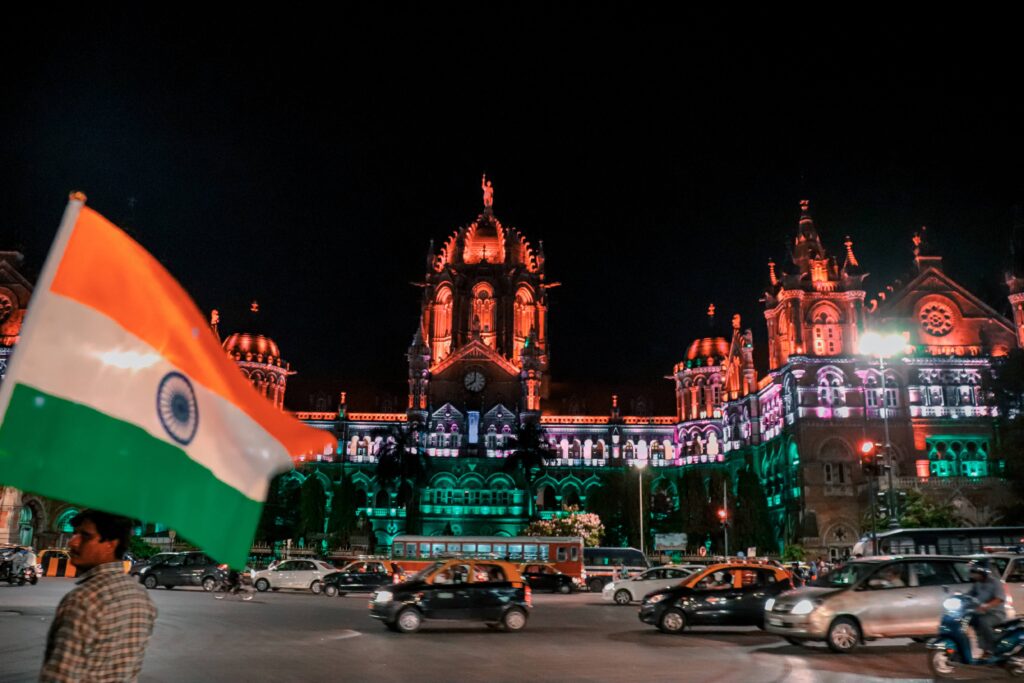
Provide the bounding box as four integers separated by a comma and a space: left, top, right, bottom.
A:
390, 535, 585, 580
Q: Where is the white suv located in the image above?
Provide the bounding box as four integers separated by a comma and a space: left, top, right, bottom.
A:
602, 565, 702, 604
253, 559, 337, 594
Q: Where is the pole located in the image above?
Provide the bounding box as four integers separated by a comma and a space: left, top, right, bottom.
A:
868, 473, 878, 555
723, 479, 729, 557
638, 466, 645, 558
881, 356, 898, 529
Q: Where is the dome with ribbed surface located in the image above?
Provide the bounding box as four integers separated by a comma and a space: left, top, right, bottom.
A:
685, 336, 730, 363
223, 332, 282, 365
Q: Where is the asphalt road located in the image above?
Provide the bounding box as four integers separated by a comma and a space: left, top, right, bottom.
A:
0, 579, 955, 682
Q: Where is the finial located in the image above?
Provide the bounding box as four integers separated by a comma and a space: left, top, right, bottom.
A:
69, 191, 87, 203
800, 199, 811, 216
732, 314, 741, 330
768, 258, 778, 286
843, 236, 859, 267
210, 309, 220, 326
481, 173, 494, 210
250, 300, 259, 313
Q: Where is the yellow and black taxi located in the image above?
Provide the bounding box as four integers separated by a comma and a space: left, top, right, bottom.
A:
369, 558, 531, 633
639, 562, 794, 634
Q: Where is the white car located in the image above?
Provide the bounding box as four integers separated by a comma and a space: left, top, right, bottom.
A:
253, 559, 337, 594
602, 565, 702, 605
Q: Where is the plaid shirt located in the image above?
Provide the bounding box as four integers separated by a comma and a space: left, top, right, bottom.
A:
41, 561, 157, 682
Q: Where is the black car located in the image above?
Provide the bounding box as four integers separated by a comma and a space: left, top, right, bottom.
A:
519, 563, 576, 594
369, 559, 531, 633
323, 560, 394, 597
130, 552, 176, 577
138, 551, 219, 589
639, 564, 793, 634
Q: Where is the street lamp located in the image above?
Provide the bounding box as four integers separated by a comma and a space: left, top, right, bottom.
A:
859, 331, 907, 529
636, 460, 647, 558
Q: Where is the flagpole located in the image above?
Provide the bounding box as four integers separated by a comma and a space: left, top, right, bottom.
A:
0, 193, 87, 416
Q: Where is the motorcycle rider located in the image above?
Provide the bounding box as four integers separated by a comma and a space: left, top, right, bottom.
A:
967, 561, 1006, 656
11, 546, 37, 581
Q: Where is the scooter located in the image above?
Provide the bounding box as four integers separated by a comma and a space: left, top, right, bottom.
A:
927, 592, 1024, 678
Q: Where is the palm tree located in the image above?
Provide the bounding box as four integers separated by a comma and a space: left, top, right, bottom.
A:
502, 421, 551, 519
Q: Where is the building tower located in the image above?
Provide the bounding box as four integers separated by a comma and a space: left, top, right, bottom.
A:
412, 176, 551, 421
763, 200, 868, 369
1008, 211, 1024, 349
222, 302, 295, 410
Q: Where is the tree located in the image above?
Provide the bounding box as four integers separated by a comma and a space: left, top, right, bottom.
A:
374, 422, 430, 533
521, 506, 604, 546
993, 350, 1024, 522
864, 488, 963, 529
297, 473, 327, 545
327, 472, 359, 549
586, 470, 628, 546
675, 469, 711, 550
502, 421, 550, 519
732, 464, 777, 555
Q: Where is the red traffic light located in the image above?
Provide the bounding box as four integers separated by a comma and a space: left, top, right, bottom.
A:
717, 508, 727, 521
860, 440, 877, 457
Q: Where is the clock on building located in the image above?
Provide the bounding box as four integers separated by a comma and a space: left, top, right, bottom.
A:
463, 370, 486, 392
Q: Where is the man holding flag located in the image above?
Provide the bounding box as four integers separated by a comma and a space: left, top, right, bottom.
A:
0, 193, 336, 678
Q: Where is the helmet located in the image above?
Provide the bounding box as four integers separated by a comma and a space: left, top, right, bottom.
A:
968, 560, 990, 577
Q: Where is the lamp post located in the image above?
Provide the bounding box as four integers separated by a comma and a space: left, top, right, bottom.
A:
636, 460, 647, 558
859, 331, 907, 530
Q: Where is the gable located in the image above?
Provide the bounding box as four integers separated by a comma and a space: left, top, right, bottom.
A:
429, 338, 521, 377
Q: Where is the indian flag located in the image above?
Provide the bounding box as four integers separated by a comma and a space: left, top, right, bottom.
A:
0, 194, 335, 567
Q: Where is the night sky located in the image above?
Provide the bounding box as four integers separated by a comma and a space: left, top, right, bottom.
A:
2, 12, 1021, 411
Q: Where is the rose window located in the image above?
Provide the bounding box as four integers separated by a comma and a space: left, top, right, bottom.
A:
919, 302, 954, 336
0, 294, 13, 324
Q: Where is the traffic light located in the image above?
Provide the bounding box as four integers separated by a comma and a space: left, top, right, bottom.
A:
860, 440, 883, 475
717, 508, 728, 524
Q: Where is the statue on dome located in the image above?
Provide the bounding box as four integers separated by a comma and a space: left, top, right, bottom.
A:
482, 174, 494, 209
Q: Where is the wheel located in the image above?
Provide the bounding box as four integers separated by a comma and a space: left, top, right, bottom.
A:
658, 608, 687, 634
501, 607, 528, 632
826, 617, 861, 654
255, 578, 270, 592
613, 589, 632, 605
557, 583, 572, 595
927, 648, 955, 678
395, 607, 422, 633
785, 637, 805, 647
1007, 654, 1024, 678
588, 578, 604, 593
310, 580, 323, 595
202, 577, 217, 592
143, 575, 158, 589
324, 584, 339, 597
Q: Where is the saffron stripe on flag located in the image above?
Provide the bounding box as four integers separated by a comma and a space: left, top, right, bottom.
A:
48, 206, 327, 458
0, 383, 263, 568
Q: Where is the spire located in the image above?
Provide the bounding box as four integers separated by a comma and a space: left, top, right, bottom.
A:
768, 258, 778, 286
706, 303, 716, 330
792, 199, 827, 274
209, 309, 220, 342
250, 300, 259, 314
843, 236, 859, 268
913, 225, 943, 273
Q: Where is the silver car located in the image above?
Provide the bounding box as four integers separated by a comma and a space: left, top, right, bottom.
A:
601, 565, 702, 605
764, 555, 1012, 653
965, 553, 1024, 609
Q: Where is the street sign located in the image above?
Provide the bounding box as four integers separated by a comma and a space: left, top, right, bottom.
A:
747, 547, 757, 557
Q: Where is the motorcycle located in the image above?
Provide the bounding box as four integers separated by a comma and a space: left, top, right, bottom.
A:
927, 592, 1024, 678
209, 564, 254, 601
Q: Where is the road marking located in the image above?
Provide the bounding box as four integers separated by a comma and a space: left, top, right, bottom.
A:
321, 629, 362, 641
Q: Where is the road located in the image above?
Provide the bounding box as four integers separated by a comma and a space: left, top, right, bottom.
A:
0, 579, 947, 682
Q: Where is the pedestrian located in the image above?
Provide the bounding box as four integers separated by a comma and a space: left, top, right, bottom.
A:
41, 509, 157, 682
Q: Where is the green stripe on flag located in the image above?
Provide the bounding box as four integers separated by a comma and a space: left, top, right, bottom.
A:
0, 383, 263, 568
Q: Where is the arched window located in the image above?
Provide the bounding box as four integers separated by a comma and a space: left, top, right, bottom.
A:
432, 286, 453, 359
810, 305, 843, 356
374, 490, 390, 509
563, 487, 581, 509
537, 485, 557, 510
865, 374, 881, 408
817, 370, 845, 406
623, 441, 635, 459
472, 282, 496, 347
884, 375, 900, 408
593, 440, 606, 459
513, 287, 535, 359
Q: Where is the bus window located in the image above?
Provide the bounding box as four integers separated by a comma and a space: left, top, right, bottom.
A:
420, 543, 430, 558
494, 544, 507, 557
432, 543, 445, 557
478, 543, 491, 556
463, 543, 477, 555
394, 543, 405, 558
570, 546, 579, 561
557, 547, 568, 562
509, 544, 523, 560
448, 543, 461, 554
539, 544, 549, 560
524, 544, 538, 561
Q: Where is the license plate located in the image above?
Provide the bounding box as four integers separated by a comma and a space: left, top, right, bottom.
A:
768, 617, 783, 626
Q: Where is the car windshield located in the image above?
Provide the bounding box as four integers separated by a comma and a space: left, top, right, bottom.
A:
412, 562, 445, 581
810, 562, 875, 587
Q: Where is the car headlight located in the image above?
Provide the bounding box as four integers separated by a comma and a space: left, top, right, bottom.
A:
374, 591, 393, 604
645, 594, 666, 604
942, 597, 962, 612
765, 598, 776, 612
791, 599, 816, 615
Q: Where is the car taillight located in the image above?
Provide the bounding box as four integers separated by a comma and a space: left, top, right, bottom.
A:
525, 585, 532, 608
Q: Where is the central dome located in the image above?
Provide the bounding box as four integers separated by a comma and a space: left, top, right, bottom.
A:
462, 213, 506, 264
685, 336, 730, 363
223, 332, 283, 365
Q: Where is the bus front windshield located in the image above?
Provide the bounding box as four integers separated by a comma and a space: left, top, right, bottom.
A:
811, 562, 875, 588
